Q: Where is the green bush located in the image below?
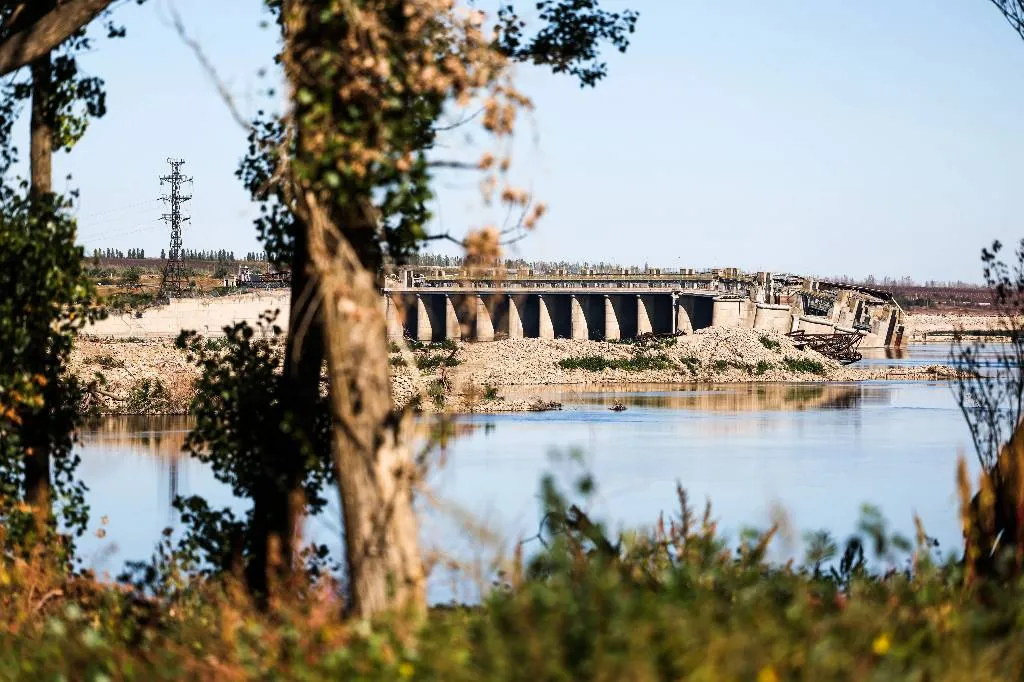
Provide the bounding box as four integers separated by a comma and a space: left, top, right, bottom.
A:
117, 265, 143, 288
784, 357, 827, 375
427, 378, 446, 407
679, 356, 700, 374
483, 383, 500, 400
125, 378, 172, 414
90, 354, 125, 369
104, 291, 155, 313
760, 335, 781, 351
416, 354, 461, 370
755, 360, 774, 375
558, 353, 673, 372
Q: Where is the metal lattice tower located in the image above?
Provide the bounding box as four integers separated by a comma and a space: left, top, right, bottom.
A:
159, 158, 193, 297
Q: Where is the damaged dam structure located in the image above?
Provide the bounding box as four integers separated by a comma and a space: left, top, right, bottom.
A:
383, 267, 906, 348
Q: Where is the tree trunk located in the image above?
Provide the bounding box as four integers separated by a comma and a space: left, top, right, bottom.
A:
246, 228, 323, 598
23, 45, 54, 527
304, 194, 425, 619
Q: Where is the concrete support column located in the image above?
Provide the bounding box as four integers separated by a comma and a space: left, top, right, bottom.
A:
416, 295, 432, 342
475, 295, 494, 341
444, 295, 461, 340
570, 295, 588, 340
674, 295, 693, 335
385, 294, 403, 341
637, 295, 652, 336
538, 295, 554, 339
508, 296, 523, 339
604, 295, 620, 341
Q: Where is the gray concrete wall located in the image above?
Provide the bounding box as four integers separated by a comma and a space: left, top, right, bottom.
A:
85, 291, 291, 338
752, 304, 792, 333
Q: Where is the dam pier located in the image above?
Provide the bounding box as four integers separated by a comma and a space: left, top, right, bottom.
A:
383, 267, 906, 348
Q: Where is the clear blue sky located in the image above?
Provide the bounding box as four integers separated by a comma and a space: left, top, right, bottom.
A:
14, 0, 1024, 282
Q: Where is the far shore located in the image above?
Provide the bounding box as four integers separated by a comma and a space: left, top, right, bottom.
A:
72, 323, 966, 417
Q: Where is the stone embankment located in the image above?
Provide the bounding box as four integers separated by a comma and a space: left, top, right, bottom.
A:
72, 327, 962, 416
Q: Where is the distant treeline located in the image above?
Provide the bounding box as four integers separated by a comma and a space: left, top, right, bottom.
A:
89, 249, 270, 262
408, 252, 628, 272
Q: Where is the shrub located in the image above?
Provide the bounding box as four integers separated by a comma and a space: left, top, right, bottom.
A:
125, 378, 172, 414
483, 383, 500, 400
390, 356, 407, 367
754, 360, 773, 375
784, 357, 827, 375
416, 354, 461, 370
90, 354, 124, 369
104, 291, 155, 313
558, 353, 673, 372
760, 335, 781, 351
679, 356, 700, 374
117, 265, 143, 288
427, 378, 446, 407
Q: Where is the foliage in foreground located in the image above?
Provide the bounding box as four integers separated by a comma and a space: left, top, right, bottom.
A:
0, 468, 1022, 681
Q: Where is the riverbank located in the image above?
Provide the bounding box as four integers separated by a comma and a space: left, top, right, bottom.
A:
903, 312, 1008, 341
72, 327, 962, 416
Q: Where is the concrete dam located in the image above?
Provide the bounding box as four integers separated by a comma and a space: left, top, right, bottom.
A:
383, 268, 906, 348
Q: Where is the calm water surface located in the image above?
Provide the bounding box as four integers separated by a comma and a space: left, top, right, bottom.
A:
76, 344, 986, 597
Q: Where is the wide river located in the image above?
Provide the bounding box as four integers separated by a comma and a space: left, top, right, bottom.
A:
76, 343, 985, 599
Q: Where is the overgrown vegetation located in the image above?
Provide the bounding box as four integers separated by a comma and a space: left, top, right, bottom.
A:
416, 354, 462, 371
427, 378, 447, 407
558, 353, 673, 372
104, 291, 156, 314
760, 335, 781, 351
125, 378, 172, 414
679, 355, 700, 374
90, 354, 124, 369
783, 357, 828, 376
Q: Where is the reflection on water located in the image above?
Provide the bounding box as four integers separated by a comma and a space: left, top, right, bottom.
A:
74, 346, 983, 596
541, 382, 889, 413
81, 415, 191, 459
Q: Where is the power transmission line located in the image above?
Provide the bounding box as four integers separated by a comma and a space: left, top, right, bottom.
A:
159, 158, 193, 297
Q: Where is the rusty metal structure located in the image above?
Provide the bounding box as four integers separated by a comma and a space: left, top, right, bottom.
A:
786, 329, 865, 365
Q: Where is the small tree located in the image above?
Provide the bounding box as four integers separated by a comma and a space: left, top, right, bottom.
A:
954, 239, 1024, 580
118, 265, 142, 289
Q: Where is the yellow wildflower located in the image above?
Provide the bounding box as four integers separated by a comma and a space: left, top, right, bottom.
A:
872, 633, 891, 655
757, 666, 779, 682
399, 662, 415, 679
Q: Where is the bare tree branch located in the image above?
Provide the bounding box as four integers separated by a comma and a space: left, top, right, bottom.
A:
168, 3, 252, 131
989, 0, 1024, 41
0, 0, 114, 77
